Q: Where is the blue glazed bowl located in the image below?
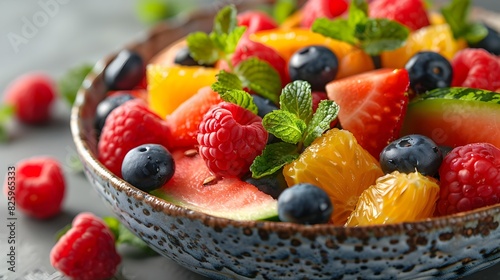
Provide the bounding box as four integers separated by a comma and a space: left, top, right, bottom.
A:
70, 2, 500, 279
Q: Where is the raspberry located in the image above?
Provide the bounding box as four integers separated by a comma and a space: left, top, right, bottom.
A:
369, 0, 430, 31
3, 73, 56, 124
197, 102, 268, 177
3, 156, 65, 219
436, 143, 500, 216
98, 99, 171, 178
451, 48, 500, 91
50, 212, 121, 280
237, 10, 278, 35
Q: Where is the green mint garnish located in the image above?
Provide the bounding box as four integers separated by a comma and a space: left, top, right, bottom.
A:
273, 0, 298, 24
441, 0, 488, 44
0, 104, 15, 142
135, 0, 178, 25
234, 58, 281, 104
250, 80, 339, 178
311, 0, 409, 56
187, 5, 246, 66
58, 63, 94, 106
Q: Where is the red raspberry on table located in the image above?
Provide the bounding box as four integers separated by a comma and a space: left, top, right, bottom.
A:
237, 10, 278, 35
231, 37, 290, 87
369, 0, 430, 31
197, 102, 268, 178
3, 156, 65, 219
451, 48, 500, 91
300, 0, 348, 28
3, 73, 56, 124
436, 143, 500, 216
50, 212, 121, 280
98, 99, 171, 178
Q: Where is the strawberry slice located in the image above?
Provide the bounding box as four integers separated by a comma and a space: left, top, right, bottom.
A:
326, 68, 410, 159
300, 0, 349, 28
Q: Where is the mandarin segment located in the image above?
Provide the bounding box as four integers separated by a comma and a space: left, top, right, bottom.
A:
147, 64, 218, 118
282, 128, 384, 225
345, 171, 440, 226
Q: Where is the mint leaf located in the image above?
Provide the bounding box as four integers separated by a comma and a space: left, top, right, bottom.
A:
279, 80, 313, 123
272, 0, 297, 24
58, 64, 93, 106
0, 104, 15, 142
211, 70, 243, 94
103, 216, 157, 255
234, 57, 281, 104
312, 0, 409, 55
224, 26, 246, 54
441, 0, 487, 44
186, 32, 220, 65
250, 142, 300, 178
220, 89, 258, 115
213, 4, 237, 35
263, 110, 306, 144
303, 100, 339, 147
356, 19, 410, 55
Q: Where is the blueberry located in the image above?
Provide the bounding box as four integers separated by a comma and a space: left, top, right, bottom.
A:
379, 134, 443, 176
244, 171, 288, 199
121, 144, 175, 192
288, 45, 339, 91
405, 51, 453, 95
104, 49, 145, 90
469, 24, 500, 55
278, 183, 333, 224
174, 46, 214, 67
252, 94, 278, 118
94, 93, 135, 136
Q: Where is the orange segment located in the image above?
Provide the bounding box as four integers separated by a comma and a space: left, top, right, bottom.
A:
282, 128, 384, 225
346, 171, 440, 226
147, 65, 218, 118
250, 28, 374, 80
381, 24, 467, 69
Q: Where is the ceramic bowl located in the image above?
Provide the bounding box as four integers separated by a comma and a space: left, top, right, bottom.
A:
70, 2, 500, 279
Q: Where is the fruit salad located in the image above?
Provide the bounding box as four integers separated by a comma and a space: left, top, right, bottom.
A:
95, 0, 500, 227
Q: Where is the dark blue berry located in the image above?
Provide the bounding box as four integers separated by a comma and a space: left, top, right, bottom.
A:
405, 51, 453, 95
104, 49, 145, 90
252, 94, 278, 118
94, 93, 135, 136
288, 45, 339, 91
121, 144, 175, 192
379, 134, 443, 176
469, 24, 500, 55
244, 171, 288, 199
278, 183, 332, 224
174, 46, 214, 67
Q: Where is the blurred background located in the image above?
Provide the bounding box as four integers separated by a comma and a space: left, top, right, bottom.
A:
0, 0, 499, 279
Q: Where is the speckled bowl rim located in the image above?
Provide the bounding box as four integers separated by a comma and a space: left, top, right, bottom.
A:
70, 3, 500, 239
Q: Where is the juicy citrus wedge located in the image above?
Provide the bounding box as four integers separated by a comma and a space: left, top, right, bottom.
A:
345, 171, 440, 227
250, 28, 374, 79
147, 64, 218, 118
381, 24, 467, 69
282, 128, 384, 226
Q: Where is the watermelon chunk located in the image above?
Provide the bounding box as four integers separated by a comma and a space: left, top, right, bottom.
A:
153, 150, 278, 221
401, 87, 500, 149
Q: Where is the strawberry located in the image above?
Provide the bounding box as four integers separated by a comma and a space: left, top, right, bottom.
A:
237, 10, 278, 35
369, 0, 430, 31
50, 212, 121, 280
3, 156, 65, 219
197, 102, 268, 177
451, 48, 500, 91
231, 37, 290, 87
326, 68, 410, 159
300, 0, 349, 28
3, 73, 56, 125
165, 86, 223, 149
98, 99, 171, 177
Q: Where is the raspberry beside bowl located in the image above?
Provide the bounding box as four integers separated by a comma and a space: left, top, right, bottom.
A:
70, 2, 500, 279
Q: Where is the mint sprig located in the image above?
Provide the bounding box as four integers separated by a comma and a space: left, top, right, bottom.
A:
58, 63, 94, 106
311, 0, 409, 56
441, 0, 488, 44
250, 80, 339, 178
234, 58, 281, 104
0, 104, 15, 142
187, 5, 245, 67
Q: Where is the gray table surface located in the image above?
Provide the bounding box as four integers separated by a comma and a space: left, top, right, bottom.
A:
1, 1, 499, 279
